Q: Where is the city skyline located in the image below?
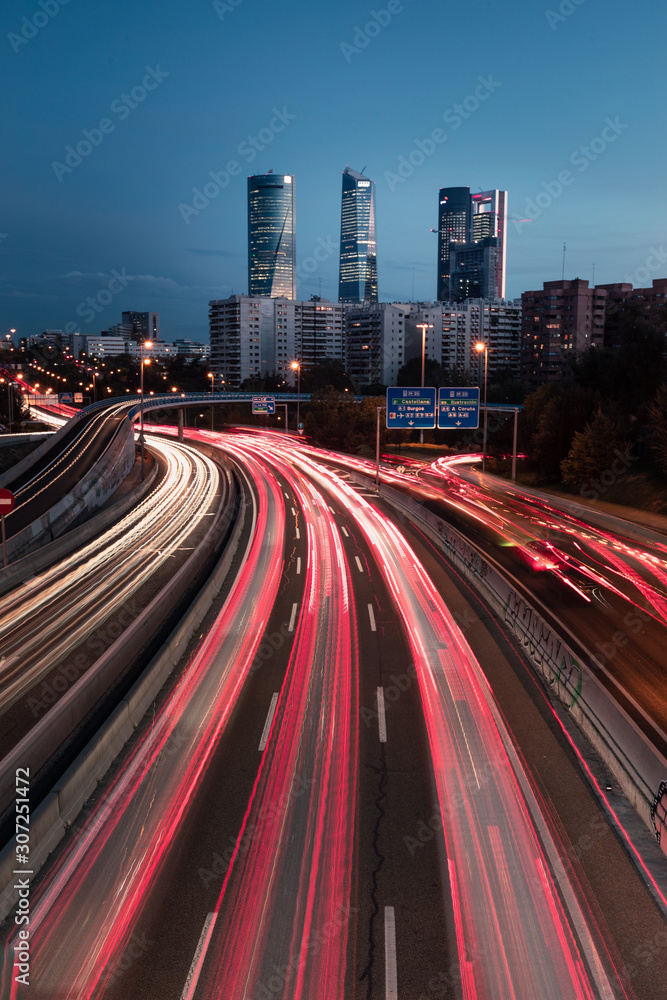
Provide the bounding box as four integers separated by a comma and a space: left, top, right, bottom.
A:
2, 0, 664, 343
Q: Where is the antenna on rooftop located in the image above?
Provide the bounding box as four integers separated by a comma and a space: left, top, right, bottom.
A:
562, 242, 566, 281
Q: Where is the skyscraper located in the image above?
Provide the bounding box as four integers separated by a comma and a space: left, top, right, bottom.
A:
437, 187, 507, 301
338, 166, 378, 304
248, 173, 296, 299
436, 186, 471, 302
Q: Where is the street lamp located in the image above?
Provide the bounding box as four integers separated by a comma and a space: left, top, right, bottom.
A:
140, 340, 153, 480
416, 323, 433, 446
475, 341, 488, 473
290, 360, 301, 435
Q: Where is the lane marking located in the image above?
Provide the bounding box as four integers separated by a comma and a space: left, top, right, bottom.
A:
284, 491, 290, 499
259, 692, 279, 751
384, 906, 398, 1000
341, 525, 349, 538
291, 507, 296, 516
295, 527, 300, 540
355, 556, 363, 573
288, 602, 298, 632
368, 603, 377, 632
296, 556, 301, 575
181, 911, 218, 1000
328, 505, 335, 513
377, 687, 387, 743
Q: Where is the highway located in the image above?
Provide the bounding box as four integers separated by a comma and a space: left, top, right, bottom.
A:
4, 429, 665, 998
0, 432, 223, 764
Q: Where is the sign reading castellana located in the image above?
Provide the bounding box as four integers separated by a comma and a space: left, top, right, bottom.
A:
386, 387, 437, 429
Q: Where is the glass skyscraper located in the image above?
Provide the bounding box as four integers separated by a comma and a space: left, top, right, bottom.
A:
338, 166, 378, 304
248, 173, 296, 299
437, 187, 507, 301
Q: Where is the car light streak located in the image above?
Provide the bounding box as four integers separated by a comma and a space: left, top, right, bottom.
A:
263, 441, 624, 999
0, 434, 219, 715
0, 447, 287, 999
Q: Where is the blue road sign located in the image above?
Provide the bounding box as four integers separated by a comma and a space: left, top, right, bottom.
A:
59, 392, 74, 404
252, 395, 276, 414
386, 387, 436, 429
438, 387, 479, 429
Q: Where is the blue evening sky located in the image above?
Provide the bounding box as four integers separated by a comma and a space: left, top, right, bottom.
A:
2, 0, 665, 343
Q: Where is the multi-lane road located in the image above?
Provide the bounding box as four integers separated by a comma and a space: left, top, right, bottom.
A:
2, 423, 667, 998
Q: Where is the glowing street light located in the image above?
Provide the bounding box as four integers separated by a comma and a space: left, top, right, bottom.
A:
290, 359, 301, 435
140, 340, 153, 480
475, 341, 488, 473
416, 323, 432, 445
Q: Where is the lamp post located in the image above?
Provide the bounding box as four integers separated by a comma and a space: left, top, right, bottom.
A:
416, 323, 432, 446
140, 340, 153, 480
475, 341, 488, 473
290, 360, 301, 435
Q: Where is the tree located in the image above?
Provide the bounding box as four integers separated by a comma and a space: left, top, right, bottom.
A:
520, 382, 599, 480
647, 383, 667, 475
560, 410, 628, 488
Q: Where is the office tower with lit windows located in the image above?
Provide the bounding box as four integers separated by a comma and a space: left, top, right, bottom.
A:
248, 173, 296, 299
338, 166, 378, 304
437, 187, 507, 301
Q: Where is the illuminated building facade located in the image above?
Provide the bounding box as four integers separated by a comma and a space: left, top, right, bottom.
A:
248, 174, 296, 299
338, 166, 378, 304
437, 187, 507, 301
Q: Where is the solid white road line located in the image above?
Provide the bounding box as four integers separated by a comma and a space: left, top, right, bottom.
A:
377, 687, 387, 743
259, 692, 279, 751
181, 911, 218, 1000
296, 556, 301, 574
385, 906, 398, 1000
355, 555, 363, 573
288, 602, 298, 632
368, 603, 377, 632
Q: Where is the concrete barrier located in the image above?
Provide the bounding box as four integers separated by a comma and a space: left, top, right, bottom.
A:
0, 432, 53, 449
0, 464, 249, 921
351, 471, 667, 855
0, 418, 77, 489
4, 417, 135, 564
0, 459, 158, 598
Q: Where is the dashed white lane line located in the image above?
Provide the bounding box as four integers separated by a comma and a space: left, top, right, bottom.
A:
288, 602, 298, 632
377, 687, 387, 743
385, 906, 398, 1000
296, 556, 302, 574
368, 603, 377, 631
295, 527, 300, 540
259, 692, 279, 751
355, 555, 363, 573
291, 507, 296, 516
181, 911, 218, 1000
341, 525, 349, 538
